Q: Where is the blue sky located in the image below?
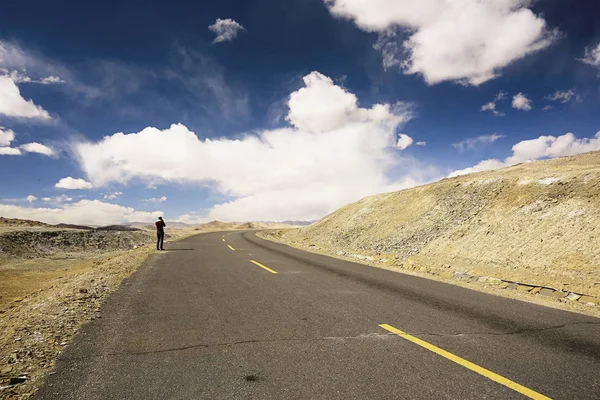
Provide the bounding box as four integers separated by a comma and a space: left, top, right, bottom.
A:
1, 0, 599, 225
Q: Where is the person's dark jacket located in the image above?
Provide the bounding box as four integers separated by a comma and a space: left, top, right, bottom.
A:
155, 220, 166, 233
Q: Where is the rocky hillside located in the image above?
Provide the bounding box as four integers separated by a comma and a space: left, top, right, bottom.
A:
270, 151, 600, 297
0, 229, 154, 261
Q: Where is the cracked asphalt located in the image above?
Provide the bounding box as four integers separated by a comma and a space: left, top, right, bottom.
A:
36, 231, 600, 399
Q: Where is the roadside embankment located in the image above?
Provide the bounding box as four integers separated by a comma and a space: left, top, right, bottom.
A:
259, 151, 600, 317
0, 226, 198, 399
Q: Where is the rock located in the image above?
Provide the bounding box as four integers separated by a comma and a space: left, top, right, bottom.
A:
566, 293, 582, 301
539, 288, 557, 296
1, 366, 13, 374
578, 296, 599, 305
12, 298, 23, 303
529, 287, 542, 295
549, 290, 568, 298
79, 288, 88, 294
517, 284, 534, 292
9, 376, 28, 385
506, 282, 518, 290
454, 272, 472, 281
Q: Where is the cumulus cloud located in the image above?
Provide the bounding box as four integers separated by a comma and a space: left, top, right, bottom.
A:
71, 71, 431, 221
394, 133, 414, 150
454, 134, 504, 152
43, 195, 73, 204
103, 192, 123, 200
174, 213, 209, 225
481, 91, 509, 116
449, 131, 600, 177
0, 127, 15, 146
0, 200, 161, 226
55, 177, 93, 190
325, 0, 557, 85
0, 75, 51, 119
209, 18, 245, 43
481, 101, 505, 117
579, 42, 600, 68
26, 195, 37, 204
0, 147, 21, 155
20, 142, 55, 156
416, 141, 426, 146
545, 89, 581, 104
512, 92, 532, 111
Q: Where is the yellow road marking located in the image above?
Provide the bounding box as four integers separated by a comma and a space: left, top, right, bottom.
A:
222, 238, 225, 242
227, 245, 235, 251
379, 324, 551, 400
250, 260, 278, 274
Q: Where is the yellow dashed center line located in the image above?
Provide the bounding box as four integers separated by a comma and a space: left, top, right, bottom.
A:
250, 260, 278, 274
222, 238, 225, 242
379, 324, 551, 400
227, 245, 235, 251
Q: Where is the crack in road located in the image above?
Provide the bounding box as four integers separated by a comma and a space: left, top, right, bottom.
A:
60, 333, 394, 360
61, 321, 599, 360
415, 320, 600, 338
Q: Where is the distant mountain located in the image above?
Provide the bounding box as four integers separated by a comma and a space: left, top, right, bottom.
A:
278, 220, 315, 226
54, 223, 95, 230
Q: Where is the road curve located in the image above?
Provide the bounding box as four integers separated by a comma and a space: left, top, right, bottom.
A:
36, 231, 600, 399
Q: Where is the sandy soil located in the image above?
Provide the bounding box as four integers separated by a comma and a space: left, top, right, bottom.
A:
0, 227, 200, 399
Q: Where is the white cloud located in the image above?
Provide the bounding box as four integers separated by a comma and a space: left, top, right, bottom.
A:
103, 192, 123, 200
325, 0, 557, 85
579, 42, 600, 68
0, 127, 15, 146
26, 195, 37, 204
0, 147, 21, 155
39, 76, 65, 84
449, 131, 600, 177
494, 91, 508, 101
209, 18, 245, 43
55, 177, 93, 190
480, 101, 505, 117
143, 196, 167, 203
71, 71, 431, 221
416, 141, 426, 146
512, 92, 532, 111
43, 194, 73, 204
542, 105, 553, 111
395, 133, 414, 150
448, 159, 506, 178
0, 200, 161, 226
1, 70, 66, 85
454, 134, 504, 152
545, 89, 581, 104
174, 213, 210, 225
20, 142, 55, 156
0, 75, 51, 119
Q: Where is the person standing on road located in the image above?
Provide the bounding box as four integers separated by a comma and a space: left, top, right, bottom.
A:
155, 216, 166, 250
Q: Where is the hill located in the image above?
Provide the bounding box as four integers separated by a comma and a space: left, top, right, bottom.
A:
264, 151, 600, 298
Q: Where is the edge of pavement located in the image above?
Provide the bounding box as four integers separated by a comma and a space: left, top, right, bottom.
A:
253, 230, 600, 319
0, 229, 218, 400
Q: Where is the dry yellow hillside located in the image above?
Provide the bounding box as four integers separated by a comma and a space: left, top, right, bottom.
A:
274, 151, 600, 297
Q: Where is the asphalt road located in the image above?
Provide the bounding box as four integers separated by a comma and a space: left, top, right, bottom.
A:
36, 231, 600, 399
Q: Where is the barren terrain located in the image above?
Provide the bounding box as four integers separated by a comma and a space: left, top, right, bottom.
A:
261, 151, 600, 313
0, 218, 297, 399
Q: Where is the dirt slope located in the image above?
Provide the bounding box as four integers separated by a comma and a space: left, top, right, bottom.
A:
270, 151, 600, 297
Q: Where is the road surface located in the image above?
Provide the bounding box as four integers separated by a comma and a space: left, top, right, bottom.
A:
36, 231, 600, 399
